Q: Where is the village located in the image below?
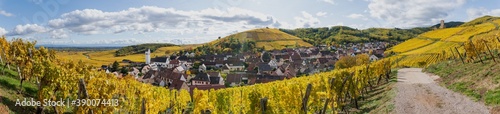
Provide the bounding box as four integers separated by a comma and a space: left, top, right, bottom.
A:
102, 42, 388, 92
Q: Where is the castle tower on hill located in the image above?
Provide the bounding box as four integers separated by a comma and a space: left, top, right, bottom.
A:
440, 20, 445, 29
145, 49, 151, 64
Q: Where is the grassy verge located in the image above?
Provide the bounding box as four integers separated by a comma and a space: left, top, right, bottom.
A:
356, 69, 398, 114
425, 58, 500, 111
0, 64, 38, 114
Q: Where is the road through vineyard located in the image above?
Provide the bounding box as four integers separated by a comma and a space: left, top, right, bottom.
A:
394, 68, 489, 114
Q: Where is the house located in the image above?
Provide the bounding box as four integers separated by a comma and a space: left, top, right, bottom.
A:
129, 67, 140, 78
255, 75, 286, 84
318, 58, 329, 64
246, 57, 262, 63
191, 73, 211, 85
221, 65, 230, 73
370, 54, 379, 61
215, 60, 225, 68
268, 59, 278, 68
270, 68, 285, 76
189, 84, 225, 92
257, 63, 274, 75
226, 74, 247, 86
202, 61, 216, 68
191, 72, 224, 85
168, 60, 181, 68
140, 68, 189, 90
207, 72, 224, 85
199, 64, 207, 72
224, 62, 245, 71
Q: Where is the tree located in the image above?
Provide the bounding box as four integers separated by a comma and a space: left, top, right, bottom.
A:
355, 54, 370, 66
335, 56, 357, 69
335, 54, 370, 69
111, 61, 120, 72
120, 67, 129, 76
261, 52, 272, 63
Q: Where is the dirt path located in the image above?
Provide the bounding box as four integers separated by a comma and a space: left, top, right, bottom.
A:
394, 68, 490, 114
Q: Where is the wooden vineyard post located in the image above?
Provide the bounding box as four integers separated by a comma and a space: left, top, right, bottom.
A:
329, 77, 336, 113
450, 48, 457, 60
339, 74, 351, 103
482, 40, 497, 62
365, 64, 374, 90
302, 84, 312, 113
385, 61, 391, 83
321, 98, 330, 114
260, 97, 268, 114
455, 47, 465, 64
78, 79, 94, 114
141, 98, 146, 114
469, 40, 484, 64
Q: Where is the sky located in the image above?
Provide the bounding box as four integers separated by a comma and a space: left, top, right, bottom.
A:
0, 0, 499, 46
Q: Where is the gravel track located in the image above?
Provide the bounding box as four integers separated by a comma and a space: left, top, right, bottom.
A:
394, 68, 490, 114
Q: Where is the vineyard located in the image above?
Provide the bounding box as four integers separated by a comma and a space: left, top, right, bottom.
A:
0, 36, 393, 113
443, 23, 496, 42
420, 27, 463, 39
388, 16, 500, 68
387, 38, 435, 53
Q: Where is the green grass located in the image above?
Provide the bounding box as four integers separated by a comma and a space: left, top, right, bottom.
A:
0, 65, 18, 78
0, 64, 39, 114
425, 57, 500, 107
0, 76, 38, 96
485, 90, 500, 105
357, 69, 398, 114
447, 82, 481, 101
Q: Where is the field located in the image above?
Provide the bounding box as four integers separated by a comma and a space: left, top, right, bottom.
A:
444, 23, 496, 42
387, 16, 500, 67
421, 27, 464, 39
388, 38, 435, 53
56, 45, 194, 66
401, 41, 460, 55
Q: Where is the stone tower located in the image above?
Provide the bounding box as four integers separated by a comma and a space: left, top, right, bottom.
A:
439, 20, 445, 29
145, 49, 151, 64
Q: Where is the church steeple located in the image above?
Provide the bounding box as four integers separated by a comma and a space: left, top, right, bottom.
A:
145, 49, 151, 64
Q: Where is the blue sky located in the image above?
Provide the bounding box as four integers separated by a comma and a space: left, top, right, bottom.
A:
0, 0, 498, 46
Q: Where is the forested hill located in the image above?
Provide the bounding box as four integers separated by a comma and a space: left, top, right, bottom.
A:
115, 43, 177, 56
279, 24, 460, 46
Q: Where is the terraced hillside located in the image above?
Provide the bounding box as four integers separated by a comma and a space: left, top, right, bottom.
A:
209, 28, 313, 50
386, 16, 500, 67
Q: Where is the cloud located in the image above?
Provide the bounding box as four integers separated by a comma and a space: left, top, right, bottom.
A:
321, 0, 335, 5
44, 6, 281, 38
49, 29, 68, 39
316, 12, 328, 17
347, 13, 364, 19
0, 27, 7, 35
7, 24, 47, 36
294, 11, 320, 28
368, 0, 466, 27
466, 8, 500, 20
0, 10, 13, 17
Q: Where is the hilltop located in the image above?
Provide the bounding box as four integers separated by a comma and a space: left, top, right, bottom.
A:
208, 28, 313, 50
385, 15, 500, 67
